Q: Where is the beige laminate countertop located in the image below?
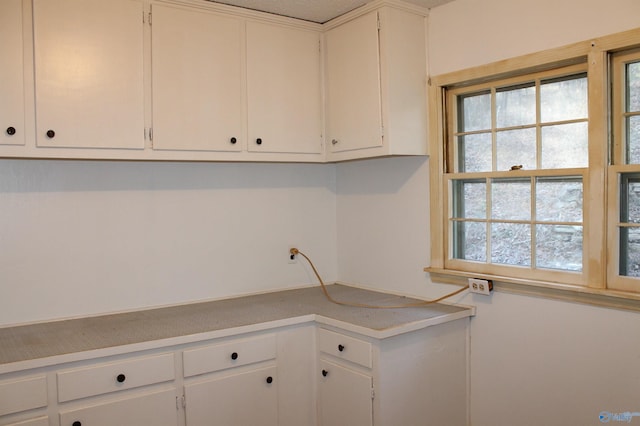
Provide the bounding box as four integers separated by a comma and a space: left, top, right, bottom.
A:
0, 284, 473, 373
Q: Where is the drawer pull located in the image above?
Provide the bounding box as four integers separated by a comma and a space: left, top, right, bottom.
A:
231, 352, 238, 360
338, 344, 345, 352
321, 369, 328, 377
230, 137, 237, 144
72, 421, 82, 426
116, 373, 126, 383
266, 376, 273, 384
256, 138, 262, 145
46, 129, 55, 138
6, 126, 16, 136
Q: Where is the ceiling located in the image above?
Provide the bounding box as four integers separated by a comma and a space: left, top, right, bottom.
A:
208, 0, 453, 23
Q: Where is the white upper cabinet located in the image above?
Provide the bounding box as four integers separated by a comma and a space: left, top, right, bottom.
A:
246, 22, 323, 155
0, 0, 426, 163
324, 5, 428, 162
325, 11, 383, 156
0, 0, 26, 146
32, 0, 145, 150
151, 4, 244, 152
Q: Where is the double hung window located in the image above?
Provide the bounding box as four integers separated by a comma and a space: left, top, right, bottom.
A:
428, 29, 640, 299
448, 66, 588, 285
609, 49, 640, 292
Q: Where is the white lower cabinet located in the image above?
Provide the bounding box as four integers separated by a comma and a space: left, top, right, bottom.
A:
0, 375, 47, 418
0, 318, 469, 426
185, 366, 278, 426
318, 359, 373, 426
59, 389, 177, 426
55, 352, 178, 426
182, 333, 279, 426
0, 375, 48, 426
317, 319, 469, 426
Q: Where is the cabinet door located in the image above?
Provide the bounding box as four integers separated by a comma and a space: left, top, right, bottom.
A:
0, 0, 25, 146
246, 22, 322, 155
59, 389, 177, 426
325, 11, 382, 154
318, 360, 372, 426
151, 4, 243, 152
32, 0, 144, 149
185, 366, 277, 426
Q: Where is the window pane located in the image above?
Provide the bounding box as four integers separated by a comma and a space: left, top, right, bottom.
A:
541, 122, 588, 168
453, 221, 486, 262
496, 84, 535, 128
627, 115, 640, 164
628, 61, 640, 113
459, 92, 491, 131
458, 133, 492, 172
536, 177, 583, 222
496, 128, 536, 171
491, 223, 531, 266
536, 225, 583, 271
492, 179, 531, 221
620, 227, 640, 277
452, 179, 486, 219
540, 74, 588, 122
621, 174, 640, 223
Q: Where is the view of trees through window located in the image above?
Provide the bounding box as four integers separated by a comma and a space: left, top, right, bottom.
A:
620, 60, 640, 276
451, 72, 587, 271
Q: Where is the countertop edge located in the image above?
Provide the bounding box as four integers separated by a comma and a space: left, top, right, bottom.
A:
315, 308, 474, 339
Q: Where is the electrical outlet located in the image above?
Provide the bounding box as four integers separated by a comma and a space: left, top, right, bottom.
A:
468, 278, 493, 295
288, 248, 298, 264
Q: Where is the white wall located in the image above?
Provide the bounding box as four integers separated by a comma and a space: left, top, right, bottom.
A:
0, 160, 337, 325
336, 1, 640, 425
428, 0, 640, 75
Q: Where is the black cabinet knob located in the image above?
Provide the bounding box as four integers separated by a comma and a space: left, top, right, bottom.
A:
116, 373, 126, 383
6, 127, 16, 136
230, 137, 237, 144
46, 129, 55, 138
256, 138, 262, 145
266, 376, 273, 384
231, 352, 238, 360
338, 344, 345, 352
72, 422, 82, 426
321, 369, 328, 377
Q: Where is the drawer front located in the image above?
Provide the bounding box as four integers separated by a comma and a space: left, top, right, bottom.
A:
318, 328, 372, 369
57, 353, 175, 402
183, 334, 276, 377
5, 416, 49, 426
0, 375, 47, 416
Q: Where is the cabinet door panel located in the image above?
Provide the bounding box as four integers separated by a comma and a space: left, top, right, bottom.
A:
246, 22, 322, 154
325, 11, 382, 153
318, 360, 372, 426
151, 4, 243, 152
33, 0, 144, 149
185, 366, 277, 426
59, 389, 177, 426
0, 0, 25, 146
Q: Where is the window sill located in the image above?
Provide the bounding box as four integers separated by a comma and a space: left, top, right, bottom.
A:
424, 267, 640, 313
